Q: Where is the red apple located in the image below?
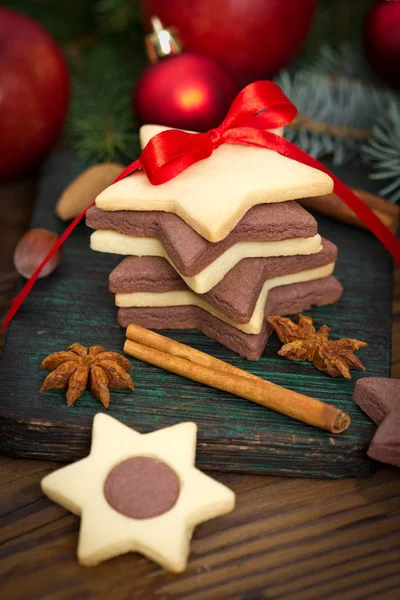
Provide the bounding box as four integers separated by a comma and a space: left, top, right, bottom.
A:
0, 8, 70, 183
140, 0, 318, 86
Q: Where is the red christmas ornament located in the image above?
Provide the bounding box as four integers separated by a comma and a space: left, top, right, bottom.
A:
140, 0, 318, 86
363, 0, 400, 88
133, 17, 237, 132
0, 8, 70, 183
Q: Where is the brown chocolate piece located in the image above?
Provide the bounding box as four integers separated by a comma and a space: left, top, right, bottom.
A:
86, 201, 318, 276
117, 276, 343, 360
353, 377, 400, 425
110, 239, 337, 324
104, 456, 180, 519
367, 411, 400, 468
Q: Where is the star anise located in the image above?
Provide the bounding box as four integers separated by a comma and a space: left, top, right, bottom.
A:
267, 314, 367, 379
40, 343, 134, 407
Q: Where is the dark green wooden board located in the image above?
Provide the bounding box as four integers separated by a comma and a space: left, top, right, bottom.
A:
0, 151, 393, 477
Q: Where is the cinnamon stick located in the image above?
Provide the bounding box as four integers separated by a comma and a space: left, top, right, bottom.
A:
297, 189, 399, 233
124, 329, 350, 434
126, 324, 259, 381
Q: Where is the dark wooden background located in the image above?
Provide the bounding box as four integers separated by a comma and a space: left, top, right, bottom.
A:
1, 150, 395, 479
0, 173, 399, 600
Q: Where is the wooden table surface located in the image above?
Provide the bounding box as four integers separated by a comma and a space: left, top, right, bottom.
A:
0, 180, 399, 600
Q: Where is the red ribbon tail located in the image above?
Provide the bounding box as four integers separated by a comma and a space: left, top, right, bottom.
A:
279, 142, 400, 268
0, 208, 90, 334
0, 159, 142, 334
331, 175, 400, 266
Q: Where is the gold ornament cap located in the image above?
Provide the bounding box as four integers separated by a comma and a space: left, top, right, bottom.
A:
145, 16, 184, 64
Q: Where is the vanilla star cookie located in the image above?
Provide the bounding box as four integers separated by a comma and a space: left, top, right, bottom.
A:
95, 125, 333, 242
41, 414, 235, 572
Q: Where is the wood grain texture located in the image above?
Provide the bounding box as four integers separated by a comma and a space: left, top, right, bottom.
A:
0, 153, 399, 600
0, 153, 393, 478
0, 456, 399, 600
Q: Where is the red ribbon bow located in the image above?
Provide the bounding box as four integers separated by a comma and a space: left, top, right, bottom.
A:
1, 80, 399, 333
138, 81, 297, 184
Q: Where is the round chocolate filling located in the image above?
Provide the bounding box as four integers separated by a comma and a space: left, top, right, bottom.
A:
104, 456, 180, 519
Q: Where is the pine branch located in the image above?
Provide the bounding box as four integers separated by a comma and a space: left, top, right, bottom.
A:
67, 44, 140, 164
279, 42, 400, 200
311, 44, 378, 82
276, 65, 395, 166
362, 103, 400, 203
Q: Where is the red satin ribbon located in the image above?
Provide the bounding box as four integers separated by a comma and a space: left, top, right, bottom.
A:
1, 80, 399, 333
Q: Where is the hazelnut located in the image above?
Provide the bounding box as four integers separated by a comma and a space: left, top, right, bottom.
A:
14, 228, 61, 279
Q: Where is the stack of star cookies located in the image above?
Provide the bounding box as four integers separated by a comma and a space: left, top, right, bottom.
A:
86, 125, 343, 360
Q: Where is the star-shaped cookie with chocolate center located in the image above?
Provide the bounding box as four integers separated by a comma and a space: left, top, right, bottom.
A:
41, 414, 235, 572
